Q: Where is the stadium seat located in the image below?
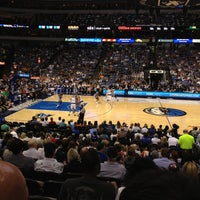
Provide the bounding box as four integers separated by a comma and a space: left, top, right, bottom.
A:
28, 195, 55, 200
43, 180, 63, 198
26, 178, 44, 196
32, 171, 67, 182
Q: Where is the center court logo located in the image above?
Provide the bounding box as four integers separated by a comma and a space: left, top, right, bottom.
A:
143, 107, 186, 117
35, 113, 52, 119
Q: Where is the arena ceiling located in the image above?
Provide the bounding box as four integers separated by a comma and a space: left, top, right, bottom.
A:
0, 0, 199, 10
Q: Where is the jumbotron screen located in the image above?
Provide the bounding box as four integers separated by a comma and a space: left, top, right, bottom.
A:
139, 0, 199, 7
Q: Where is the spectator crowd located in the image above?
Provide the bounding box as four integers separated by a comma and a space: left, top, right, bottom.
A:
1, 116, 200, 199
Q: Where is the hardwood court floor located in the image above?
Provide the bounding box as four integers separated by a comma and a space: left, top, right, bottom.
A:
5, 94, 200, 134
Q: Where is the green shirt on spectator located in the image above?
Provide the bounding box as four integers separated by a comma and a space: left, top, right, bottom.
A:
1, 124, 10, 132
178, 131, 195, 150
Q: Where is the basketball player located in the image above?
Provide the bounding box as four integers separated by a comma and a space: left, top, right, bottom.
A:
78, 104, 86, 124
69, 95, 77, 116
111, 88, 118, 101
76, 95, 85, 108
56, 93, 63, 109
106, 88, 112, 102
56, 83, 64, 109
94, 91, 100, 103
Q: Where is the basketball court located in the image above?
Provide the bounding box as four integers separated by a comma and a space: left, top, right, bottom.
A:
5, 94, 200, 134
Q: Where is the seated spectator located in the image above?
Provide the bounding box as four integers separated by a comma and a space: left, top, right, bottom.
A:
1, 133, 13, 158
0, 120, 10, 132
141, 124, 148, 134
97, 142, 108, 163
133, 134, 143, 148
129, 144, 141, 156
150, 149, 160, 159
190, 127, 200, 141
10, 126, 19, 138
34, 142, 64, 174
116, 156, 158, 200
29, 116, 41, 127
151, 133, 161, 145
56, 116, 62, 125
98, 146, 126, 181
153, 147, 176, 170
119, 169, 200, 200
64, 147, 83, 173
0, 161, 28, 200
157, 125, 163, 138
181, 161, 199, 183
124, 145, 139, 170
19, 132, 28, 141
58, 148, 116, 200
48, 117, 56, 126
40, 117, 48, 127
59, 118, 67, 128
196, 131, 200, 147
160, 136, 168, 147
114, 142, 126, 163
163, 125, 170, 136
23, 139, 44, 160
4, 138, 35, 172
167, 131, 179, 150
55, 137, 70, 162
117, 128, 128, 145
140, 132, 152, 148
131, 123, 141, 133
170, 149, 181, 165
89, 124, 98, 135
171, 123, 180, 138
134, 129, 143, 140
148, 124, 156, 137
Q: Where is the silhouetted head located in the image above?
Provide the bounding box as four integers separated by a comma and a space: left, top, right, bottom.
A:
0, 161, 28, 200
81, 148, 100, 175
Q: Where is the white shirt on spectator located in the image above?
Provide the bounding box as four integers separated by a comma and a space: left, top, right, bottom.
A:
10, 129, 18, 138
99, 161, 126, 180
168, 137, 178, 147
34, 157, 64, 174
23, 147, 44, 160
134, 132, 143, 139
151, 137, 161, 145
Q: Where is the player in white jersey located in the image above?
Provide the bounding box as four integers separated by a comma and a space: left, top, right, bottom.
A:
106, 88, 112, 101
69, 95, 77, 116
